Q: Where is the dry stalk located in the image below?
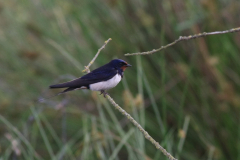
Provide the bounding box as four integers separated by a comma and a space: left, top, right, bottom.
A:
106, 94, 177, 160
125, 27, 240, 56
82, 38, 112, 73
84, 38, 177, 160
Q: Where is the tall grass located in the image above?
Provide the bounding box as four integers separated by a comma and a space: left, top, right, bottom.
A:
0, 0, 240, 159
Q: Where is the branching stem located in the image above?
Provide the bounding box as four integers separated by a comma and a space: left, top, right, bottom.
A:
125, 27, 240, 56
84, 38, 177, 160
82, 38, 112, 73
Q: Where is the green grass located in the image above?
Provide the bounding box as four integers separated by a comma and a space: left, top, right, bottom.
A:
0, 0, 240, 159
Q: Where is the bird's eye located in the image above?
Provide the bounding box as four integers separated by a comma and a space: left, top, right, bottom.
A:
121, 62, 126, 65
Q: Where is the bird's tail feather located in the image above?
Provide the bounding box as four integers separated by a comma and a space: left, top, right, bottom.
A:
38, 92, 62, 103
38, 87, 76, 103
60, 87, 76, 93
49, 78, 83, 89
49, 83, 70, 88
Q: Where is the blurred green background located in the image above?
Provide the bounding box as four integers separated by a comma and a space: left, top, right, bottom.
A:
0, 0, 240, 159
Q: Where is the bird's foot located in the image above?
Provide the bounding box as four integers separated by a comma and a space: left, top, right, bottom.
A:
100, 90, 108, 98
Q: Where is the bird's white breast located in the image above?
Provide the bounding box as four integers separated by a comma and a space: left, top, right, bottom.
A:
89, 74, 122, 91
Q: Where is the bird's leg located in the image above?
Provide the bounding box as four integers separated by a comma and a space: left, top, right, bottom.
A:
100, 90, 108, 98
100, 90, 104, 95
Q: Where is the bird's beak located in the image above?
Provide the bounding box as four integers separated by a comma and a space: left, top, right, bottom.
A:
125, 64, 132, 67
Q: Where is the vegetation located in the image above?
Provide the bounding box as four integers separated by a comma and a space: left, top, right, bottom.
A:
0, 0, 240, 159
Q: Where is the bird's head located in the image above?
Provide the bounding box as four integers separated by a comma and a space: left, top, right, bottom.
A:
109, 59, 132, 71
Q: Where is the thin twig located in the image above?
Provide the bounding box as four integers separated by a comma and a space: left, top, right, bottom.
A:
125, 27, 240, 56
82, 38, 112, 73
106, 95, 177, 160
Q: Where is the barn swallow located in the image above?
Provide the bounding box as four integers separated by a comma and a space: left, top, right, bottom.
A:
49, 59, 131, 97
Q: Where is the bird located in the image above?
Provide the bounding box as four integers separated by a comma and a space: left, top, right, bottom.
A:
49, 59, 132, 97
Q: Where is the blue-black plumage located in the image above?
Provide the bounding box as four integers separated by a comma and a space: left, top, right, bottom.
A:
49, 59, 131, 96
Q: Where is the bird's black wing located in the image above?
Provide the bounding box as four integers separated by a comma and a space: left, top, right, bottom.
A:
49, 65, 117, 89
